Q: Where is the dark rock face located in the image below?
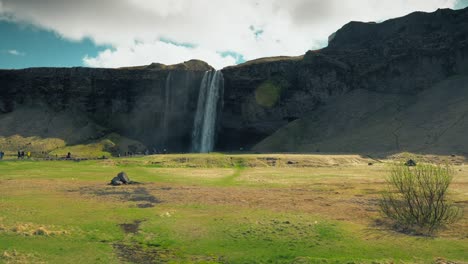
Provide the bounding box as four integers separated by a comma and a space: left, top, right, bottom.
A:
218, 7, 468, 151
0, 60, 212, 152
219, 58, 303, 150
326, 8, 468, 94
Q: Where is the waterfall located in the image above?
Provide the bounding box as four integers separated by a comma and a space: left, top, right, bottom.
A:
162, 72, 172, 147
191, 70, 224, 153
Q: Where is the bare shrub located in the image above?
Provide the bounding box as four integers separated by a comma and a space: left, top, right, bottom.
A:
380, 164, 462, 234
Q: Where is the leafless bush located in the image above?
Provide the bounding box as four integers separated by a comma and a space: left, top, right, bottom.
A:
380, 164, 462, 234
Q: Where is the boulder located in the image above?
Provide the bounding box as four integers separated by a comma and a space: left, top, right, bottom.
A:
117, 172, 130, 184
405, 159, 417, 167
111, 177, 123, 186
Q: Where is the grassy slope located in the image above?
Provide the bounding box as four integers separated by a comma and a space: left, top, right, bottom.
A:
0, 154, 466, 263
254, 75, 468, 156
0, 107, 146, 158
49, 133, 146, 159
223, 55, 303, 69
0, 107, 106, 153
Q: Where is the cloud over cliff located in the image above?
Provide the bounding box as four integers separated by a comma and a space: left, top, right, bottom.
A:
0, 0, 458, 68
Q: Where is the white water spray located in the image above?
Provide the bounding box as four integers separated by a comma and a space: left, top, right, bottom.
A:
191, 70, 224, 153
162, 72, 172, 147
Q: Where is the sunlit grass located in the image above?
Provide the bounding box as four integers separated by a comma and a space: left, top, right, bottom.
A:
0, 154, 466, 263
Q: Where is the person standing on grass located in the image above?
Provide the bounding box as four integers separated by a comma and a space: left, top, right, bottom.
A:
17, 150, 21, 159
0, 151, 4, 160
27, 151, 31, 159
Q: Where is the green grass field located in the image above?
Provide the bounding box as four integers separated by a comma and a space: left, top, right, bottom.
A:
0, 154, 467, 263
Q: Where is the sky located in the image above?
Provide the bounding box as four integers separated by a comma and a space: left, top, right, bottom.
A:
0, 0, 467, 69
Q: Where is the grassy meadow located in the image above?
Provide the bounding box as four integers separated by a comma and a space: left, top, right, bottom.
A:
0, 154, 467, 263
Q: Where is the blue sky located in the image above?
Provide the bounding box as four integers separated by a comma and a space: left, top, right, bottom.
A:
1, 0, 467, 69
0, 21, 110, 69
456, 0, 468, 8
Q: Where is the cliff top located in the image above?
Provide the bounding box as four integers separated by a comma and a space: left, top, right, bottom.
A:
328, 7, 468, 49
220, 6, 468, 72
0, 59, 213, 72
120, 59, 213, 71
223, 55, 303, 70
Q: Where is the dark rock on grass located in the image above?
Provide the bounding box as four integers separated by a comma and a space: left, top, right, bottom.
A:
117, 172, 130, 184
110, 171, 141, 186
111, 177, 123, 186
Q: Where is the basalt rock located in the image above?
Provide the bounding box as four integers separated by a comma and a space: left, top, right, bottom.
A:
0, 60, 212, 152
111, 171, 133, 185
111, 177, 123, 186
219, 7, 468, 151
117, 172, 130, 184
405, 160, 417, 167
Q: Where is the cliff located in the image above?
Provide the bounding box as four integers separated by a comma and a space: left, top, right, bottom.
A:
220, 7, 468, 153
0, 60, 212, 153
1, 7, 468, 155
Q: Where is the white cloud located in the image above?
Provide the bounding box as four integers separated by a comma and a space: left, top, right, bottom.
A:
83, 41, 237, 69
0, 0, 458, 69
5, 49, 25, 56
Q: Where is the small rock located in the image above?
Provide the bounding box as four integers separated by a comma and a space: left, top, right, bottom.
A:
33, 227, 49, 236
111, 177, 123, 186
117, 172, 130, 184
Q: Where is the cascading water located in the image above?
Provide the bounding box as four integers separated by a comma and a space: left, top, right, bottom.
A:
162, 72, 172, 147
191, 70, 224, 153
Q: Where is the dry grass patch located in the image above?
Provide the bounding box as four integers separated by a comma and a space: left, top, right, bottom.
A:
131, 153, 374, 168
1, 250, 44, 264
7, 223, 70, 237
146, 168, 235, 180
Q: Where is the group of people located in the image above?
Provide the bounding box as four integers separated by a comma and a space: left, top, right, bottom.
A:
0, 151, 31, 160
17, 151, 31, 159
0, 147, 171, 160
118, 148, 168, 157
